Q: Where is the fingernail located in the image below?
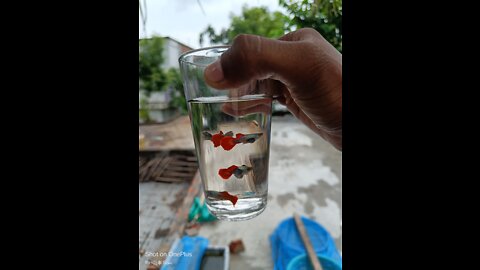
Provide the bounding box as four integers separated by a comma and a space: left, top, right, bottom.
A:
204, 61, 224, 82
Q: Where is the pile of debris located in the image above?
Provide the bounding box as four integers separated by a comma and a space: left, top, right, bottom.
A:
139, 150, 197, 183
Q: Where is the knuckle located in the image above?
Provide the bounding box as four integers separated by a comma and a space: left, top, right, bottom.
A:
297, 27, 320, 37
231, 34, 260, 65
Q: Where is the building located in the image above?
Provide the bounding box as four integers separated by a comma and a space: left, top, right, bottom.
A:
161, 36, 194, 69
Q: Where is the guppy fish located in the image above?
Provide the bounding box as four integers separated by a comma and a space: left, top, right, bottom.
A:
218, 165, 252, 180
203, 131, 233, 147
219, 132, 264, 151
234, 133, 263, 144
206, 190, 238, 206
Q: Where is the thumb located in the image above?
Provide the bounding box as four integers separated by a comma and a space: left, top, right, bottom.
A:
204, 34, 298, 90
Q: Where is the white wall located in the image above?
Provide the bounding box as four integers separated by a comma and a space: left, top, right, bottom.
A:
162, 38, 181, 70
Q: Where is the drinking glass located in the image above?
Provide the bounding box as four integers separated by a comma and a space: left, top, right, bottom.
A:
179, 46, 273, 221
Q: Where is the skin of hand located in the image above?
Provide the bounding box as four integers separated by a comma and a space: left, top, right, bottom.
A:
203, 28, 342, 151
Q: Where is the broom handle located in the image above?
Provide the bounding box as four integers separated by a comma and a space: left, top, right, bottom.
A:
294, 213, 323, 270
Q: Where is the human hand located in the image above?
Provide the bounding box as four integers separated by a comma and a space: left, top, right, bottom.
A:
204, 28, 342, 151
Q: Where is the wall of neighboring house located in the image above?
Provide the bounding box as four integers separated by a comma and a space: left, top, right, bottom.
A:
162, 38, 193, 70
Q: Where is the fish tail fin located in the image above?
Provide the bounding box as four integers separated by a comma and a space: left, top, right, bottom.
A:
231, 195, 238, 206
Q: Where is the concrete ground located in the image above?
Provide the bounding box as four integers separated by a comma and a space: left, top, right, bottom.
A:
197, 114, 342, 270
139, 114, 342, 269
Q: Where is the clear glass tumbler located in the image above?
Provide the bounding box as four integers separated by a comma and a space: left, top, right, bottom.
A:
179, 46, 272, 221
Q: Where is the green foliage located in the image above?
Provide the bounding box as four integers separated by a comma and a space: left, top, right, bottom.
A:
199, 5, 289, 46
166, 68, 188, 114
280, 0, 342, 52
139, 36, 168, 93
139, 36, 187, 114
199, 1, 342, 52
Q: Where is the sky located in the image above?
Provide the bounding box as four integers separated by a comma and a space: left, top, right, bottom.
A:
138, 0, 285, 49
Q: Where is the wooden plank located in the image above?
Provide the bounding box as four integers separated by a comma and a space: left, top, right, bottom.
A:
154, 177, 186, 183
139, 158, 158, 181
167, 166, 198, 172
140, 150, 199, 183
162, 171, 195, 178
168, 161, 198, 167
294, 213, 323, 270
150, 156, 172, 178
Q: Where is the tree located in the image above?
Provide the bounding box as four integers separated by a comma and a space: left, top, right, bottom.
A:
280, 0, 342, 52
166, 68, 187, 114
199, 1, 342, 52
199, 5, 289, 46
139, 36, 168, 94
139, 36, 188, 116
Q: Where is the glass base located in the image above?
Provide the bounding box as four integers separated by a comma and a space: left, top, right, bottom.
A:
206, 197, 267, 221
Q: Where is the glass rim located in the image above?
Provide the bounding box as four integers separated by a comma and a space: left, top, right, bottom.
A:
178, 45, 231, 66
